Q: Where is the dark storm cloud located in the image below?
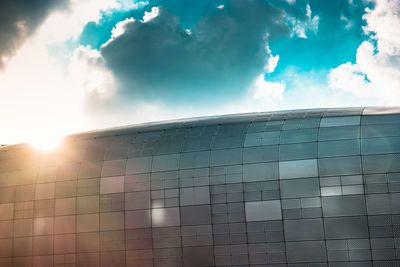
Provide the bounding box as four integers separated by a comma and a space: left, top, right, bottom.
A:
100, 0, 290, 103
0, 0, 68, 68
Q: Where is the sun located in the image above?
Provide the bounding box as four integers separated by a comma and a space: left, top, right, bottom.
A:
29, 133, 64, 151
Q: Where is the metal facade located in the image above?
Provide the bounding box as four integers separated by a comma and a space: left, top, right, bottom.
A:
0, 107, 400, 266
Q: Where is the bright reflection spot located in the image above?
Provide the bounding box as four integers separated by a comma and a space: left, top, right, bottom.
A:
29, 133, 64, 151
152, 208, 165, 227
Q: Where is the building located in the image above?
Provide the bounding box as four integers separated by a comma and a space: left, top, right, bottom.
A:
0, 107, 400, 266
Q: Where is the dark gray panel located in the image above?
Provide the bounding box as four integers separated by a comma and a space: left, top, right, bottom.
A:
183, 246, 215, 267
244, 131, 280, 146
279, 142, 317, 161
324, 216, 369, 239
318, 125, 360, 141
280, 178, 320, 198
245, 200, 282, 221
243, 162, 278, 182
286, 240, 327, 263
319, 156, 361, 176
243, 145, 278, 163
363, 154, 400, 174
126, 157, 152, 174
210, 148, 242, 167
284, 218, 324, 241
362, 124, 400, 138
181, 205, 211, 226
125, 191, 150, 210
125, 210, 151, 229
152, 154, 180, 172
318, 139, 360, 158
322, 195, 366, 217
180, 186, 210, 206
361, 114, 400, 125
179, 151, 210, 169
366, 193, 400, 215
79, 161, 102, 179
362, 136, 400, 155
280, 128, 318, 144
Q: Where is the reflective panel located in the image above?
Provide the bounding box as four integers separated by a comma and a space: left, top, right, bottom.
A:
1, 107, 400, 265
279, 159, 318, 179
245, 200, 282, 221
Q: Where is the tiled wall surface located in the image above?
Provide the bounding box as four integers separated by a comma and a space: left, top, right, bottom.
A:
0, 107, 400, 266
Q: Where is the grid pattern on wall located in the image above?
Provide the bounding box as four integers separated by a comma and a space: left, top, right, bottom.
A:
0, 107, 400, 266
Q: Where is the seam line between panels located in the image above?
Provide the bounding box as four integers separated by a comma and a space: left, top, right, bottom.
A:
277, 118, 288, 265
243, 120, 251, 267
317, 111, 329, 266
360, 110, 374, 265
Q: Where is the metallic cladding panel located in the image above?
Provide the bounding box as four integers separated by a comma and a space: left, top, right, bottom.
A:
0, 107, 400, 266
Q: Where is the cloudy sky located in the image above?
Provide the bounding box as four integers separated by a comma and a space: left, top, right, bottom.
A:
0, 0, 399, 145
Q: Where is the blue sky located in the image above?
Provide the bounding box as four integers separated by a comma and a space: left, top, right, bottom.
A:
0, 0, 399, 145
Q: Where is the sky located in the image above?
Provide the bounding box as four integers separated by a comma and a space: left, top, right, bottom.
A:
0, 0, 399, 145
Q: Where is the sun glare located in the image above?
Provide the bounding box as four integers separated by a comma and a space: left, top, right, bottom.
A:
30, 134, 64, 151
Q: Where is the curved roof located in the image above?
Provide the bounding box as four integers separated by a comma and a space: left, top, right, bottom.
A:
1, 106, 400, 152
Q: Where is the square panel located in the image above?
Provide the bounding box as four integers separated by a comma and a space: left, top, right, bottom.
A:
0, 203, 14, 220
284, 218, 324, 241
101, 159, 126, 177
55, 197, 76, 216
279, 159, 318, 179
286, 240, 327, 263
243, 162, 278, 182
126, 157, 152, 174
125, 191, 150, 210
125, 210, 151, 229
33, 235, 53, 255
180, 186, 210, 206
54, 234, 76, 254
245, 200, 282, 221
33, 217, 54, 235
77, 195, 99, 214
152, 207, 180, 227
319, 156, 362, 176
55, 180, 77, 198
152, 154, 180, 172
55, 215, 76, 234
100, 176, 125, 194
324, 216, 369, 239
181, 205, 211, 226
77, 213, 99, 233
100, 212, 125, 231
322, 195, 366, 217
34, 183, 55, 200
78, 161, 102, 179
280, 178, 320, 198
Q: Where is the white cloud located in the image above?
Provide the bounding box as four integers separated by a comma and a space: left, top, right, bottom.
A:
0, 37, 87, 145
70, 46, 117, 99
143, 6, 160, 22
249, 75, 285, 108
116, 0, 149, 11
102, 17, 136, 46
111, 18, 136, 38
363, 0, 400, 56
0, 0, 128, 145
340, 13, 354, 30
328, 0, 400, 105
288, 3, 319, 39
265, 52, 280, 73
